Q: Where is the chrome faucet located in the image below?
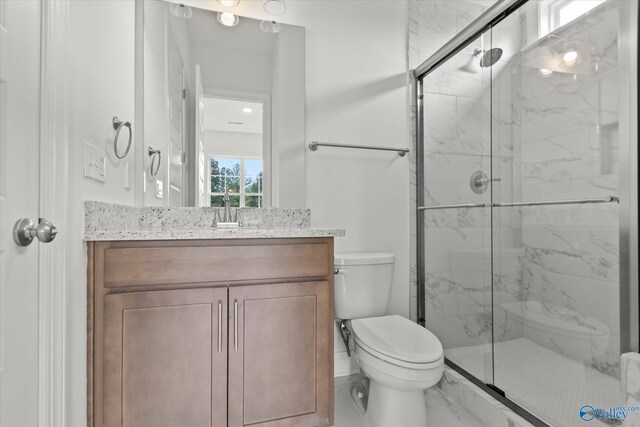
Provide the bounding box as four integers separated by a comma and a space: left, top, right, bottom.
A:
223, 190, 232, 223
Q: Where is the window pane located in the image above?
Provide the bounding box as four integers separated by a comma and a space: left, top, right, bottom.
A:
244, 159, 263, 176
245, 195, 262, 208
244, 175, 262, 194
228, 195, 240, 207
211, 158, 240, 193
211, 195, 225, 207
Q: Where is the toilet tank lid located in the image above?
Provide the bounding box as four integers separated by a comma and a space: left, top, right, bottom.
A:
334, 252, 395, 266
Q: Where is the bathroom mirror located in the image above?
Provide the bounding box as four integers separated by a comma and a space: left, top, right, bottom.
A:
141, 1, 305, 208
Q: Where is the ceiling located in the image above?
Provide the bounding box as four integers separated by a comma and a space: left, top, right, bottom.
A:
186, 5, 276, 54
203, 97, 263, 134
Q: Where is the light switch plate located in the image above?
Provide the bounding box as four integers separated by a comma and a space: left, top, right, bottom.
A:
155, 179, 163, 199
84, 143, 106, 183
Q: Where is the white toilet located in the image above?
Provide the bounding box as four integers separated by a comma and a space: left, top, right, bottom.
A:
334, 252, 444, 427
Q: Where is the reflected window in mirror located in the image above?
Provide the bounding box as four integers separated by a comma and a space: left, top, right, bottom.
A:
202, 96, 265, 208
210, 157, 263, 207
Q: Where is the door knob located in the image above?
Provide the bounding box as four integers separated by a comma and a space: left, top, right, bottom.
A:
13, 218, 58, 247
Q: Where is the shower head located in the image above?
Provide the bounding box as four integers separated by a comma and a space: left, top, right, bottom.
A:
479, 48, 503, 67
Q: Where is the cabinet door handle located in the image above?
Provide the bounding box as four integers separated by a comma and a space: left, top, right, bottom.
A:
217, 300, 222, 354
234, 299, 238, 352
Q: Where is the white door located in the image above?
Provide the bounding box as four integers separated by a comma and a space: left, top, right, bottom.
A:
0, 1, 42, 426
167, 28, 185, 206
195, 65, 206, 207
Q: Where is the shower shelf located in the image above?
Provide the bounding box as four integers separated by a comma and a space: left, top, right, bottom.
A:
418, 196, 619, 211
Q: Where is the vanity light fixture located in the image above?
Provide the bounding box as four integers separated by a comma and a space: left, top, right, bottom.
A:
217, 0, 240, 6
169, 3, 193, 19
263, 0, 286, 16
242, 107, 253, 113
217, 11, 239, 27
260, 20, 282, 34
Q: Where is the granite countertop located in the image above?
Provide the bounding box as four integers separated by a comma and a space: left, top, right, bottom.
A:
83, 201, 345, 241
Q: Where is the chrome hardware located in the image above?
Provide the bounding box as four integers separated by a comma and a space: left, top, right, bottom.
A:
336, 319, 351, 357
223, 190, 232, 222
493, 196, 619, 208
148, 147, 161, 177
308, 141, 409, 157
418, 203, 486, 211
13, 217, 58, 247
418, 196, 619, 211
218, 300, 222, 354
470, 170, 500, 194
233, 299, 238, 352
112, 116, 132, 159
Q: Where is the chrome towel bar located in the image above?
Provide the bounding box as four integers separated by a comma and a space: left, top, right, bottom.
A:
418, 203, 486, 211
308, 141, 409, 157
418, 196, 619, 211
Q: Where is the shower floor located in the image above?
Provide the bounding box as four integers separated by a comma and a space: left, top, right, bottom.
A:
447, 338, 624, 427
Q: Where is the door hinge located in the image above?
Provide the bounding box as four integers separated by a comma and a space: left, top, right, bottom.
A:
182, 152, 187, 164
182, 88, 186, 99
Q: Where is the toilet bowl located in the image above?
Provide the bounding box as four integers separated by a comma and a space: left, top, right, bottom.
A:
334, 253, 444, 427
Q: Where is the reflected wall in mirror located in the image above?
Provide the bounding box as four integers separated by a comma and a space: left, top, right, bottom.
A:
142, 1, 305, 207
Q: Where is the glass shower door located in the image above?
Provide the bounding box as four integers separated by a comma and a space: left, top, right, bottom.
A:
420, 31, 494, 384
490, 1, 631, 425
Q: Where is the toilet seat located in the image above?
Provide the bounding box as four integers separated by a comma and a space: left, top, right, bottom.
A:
351, 315, 443, 369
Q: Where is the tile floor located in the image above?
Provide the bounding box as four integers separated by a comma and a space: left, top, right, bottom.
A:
333, 375, 488, 427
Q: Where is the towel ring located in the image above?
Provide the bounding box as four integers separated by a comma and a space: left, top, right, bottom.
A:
148, 147, 161, 177
112, 116, 132, 159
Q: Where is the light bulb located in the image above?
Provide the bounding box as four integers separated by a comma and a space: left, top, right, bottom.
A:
539, 68, 553, 77
563, 50, 578, 66
217, 0, 240, 6
217, 12, 239, 27
242, 107, 253, 113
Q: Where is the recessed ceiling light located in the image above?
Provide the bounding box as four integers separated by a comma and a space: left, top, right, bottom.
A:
242, 107, 253, 113
264, 0, 286, 16
217, 12, 239, 27
217, 0, 240, 6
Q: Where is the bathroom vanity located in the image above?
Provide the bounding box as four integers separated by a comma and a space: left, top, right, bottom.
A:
85, 203, 344, 427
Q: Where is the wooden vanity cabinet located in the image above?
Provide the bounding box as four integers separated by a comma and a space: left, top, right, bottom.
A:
88, 238, 334, 427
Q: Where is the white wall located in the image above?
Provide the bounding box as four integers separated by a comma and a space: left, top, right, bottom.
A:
66, 1, 136, 425
271, 25, 306, 208
300, 1, 410, 375
193, 46, 273, 94
204, 130, 262, 157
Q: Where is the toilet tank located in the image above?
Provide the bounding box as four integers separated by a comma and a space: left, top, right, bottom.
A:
334, 252, 395, 320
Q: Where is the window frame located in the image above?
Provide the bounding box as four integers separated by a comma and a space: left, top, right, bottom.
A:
208, 154, 264, 208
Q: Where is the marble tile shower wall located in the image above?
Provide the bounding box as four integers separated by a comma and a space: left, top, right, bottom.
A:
409, 1, 622, 378
408, 1, 502, 351
512, 3, 621, 377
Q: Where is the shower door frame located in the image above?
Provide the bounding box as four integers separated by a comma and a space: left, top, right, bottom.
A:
414, 0, 639, 426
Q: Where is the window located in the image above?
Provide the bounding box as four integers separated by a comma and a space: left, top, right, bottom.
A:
539, 0, 606, 38
210, 156, 263, 207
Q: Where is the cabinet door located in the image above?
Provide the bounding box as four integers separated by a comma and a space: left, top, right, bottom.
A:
228, 281, 333, 427
103, 287, 228, 427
